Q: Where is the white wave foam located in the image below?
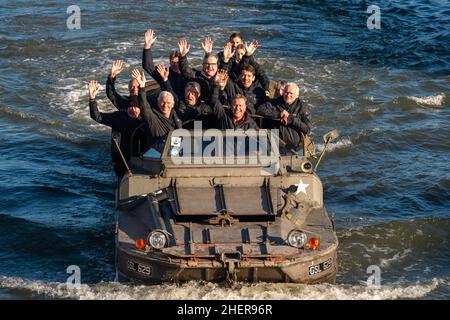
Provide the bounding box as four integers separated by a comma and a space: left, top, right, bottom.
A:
408, 93, 446, 107
35, 129, 96, 145
316, 138, 352, 152
0, 107, 63, 127
338, 102, 354, 112
379, 248, 412, 268
367, 107, 380, 113
0, 276, 447, 300
48, 77, 120, 128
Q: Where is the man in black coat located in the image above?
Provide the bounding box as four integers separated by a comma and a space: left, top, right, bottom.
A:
154, 64, 216, 130
88, 80, 146, 178
131, 69, 184, 150
105, 60, 139, 111
141, 29, 186, 99
177, 39, 228, 105
213, 34, 270, 92
221, 63, 268, 115
210, 87, 258, 130
257, 83, 311, 152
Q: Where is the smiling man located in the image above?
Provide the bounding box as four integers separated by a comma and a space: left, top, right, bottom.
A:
106, 60, 141, 111
177, 39, 224, 105
155, 64, 216, 129
132, 69, 184, 148
211, 93, 258, 130
217, 40, 269, 114
221, 64, 268, 115
257, 83, 311, 151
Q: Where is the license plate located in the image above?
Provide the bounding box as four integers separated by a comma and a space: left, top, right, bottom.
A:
127, 260, 152, 276
308, 258, 332, 276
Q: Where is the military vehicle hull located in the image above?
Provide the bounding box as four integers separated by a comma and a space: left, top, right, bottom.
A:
115, 157, 338, 285
114, 111, 339, 286
116, 240, 337, 284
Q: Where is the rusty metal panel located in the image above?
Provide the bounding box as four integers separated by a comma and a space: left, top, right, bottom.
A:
173, 186, 220, 215
223, 187, 276, 215
169, 183, 277, 216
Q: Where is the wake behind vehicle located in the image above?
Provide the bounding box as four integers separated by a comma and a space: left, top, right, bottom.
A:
114, 119, 339, 286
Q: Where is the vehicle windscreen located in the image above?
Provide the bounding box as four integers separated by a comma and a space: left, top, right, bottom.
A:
167, 129, 280, 165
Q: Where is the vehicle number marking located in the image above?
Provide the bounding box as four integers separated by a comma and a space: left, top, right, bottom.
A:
309, 258, 332, 276
127, 260, 152, 276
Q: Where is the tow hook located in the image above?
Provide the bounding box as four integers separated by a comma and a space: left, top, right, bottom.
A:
220, 251, 241, 288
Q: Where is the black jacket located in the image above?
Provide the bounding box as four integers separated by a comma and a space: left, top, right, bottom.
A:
159, 79, 216, 130
210, 90, 259, 130
138, 87, 183, 147
222, 78, 268, 114
257, 97, 311, 151
142, 48, 186, 99
89, 99, 146, 161
106, 76, 131, 111
179, 55, 225, 105
218, 53, 270, 91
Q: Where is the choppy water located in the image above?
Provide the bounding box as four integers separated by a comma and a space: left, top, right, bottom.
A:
0, 0, 449, 300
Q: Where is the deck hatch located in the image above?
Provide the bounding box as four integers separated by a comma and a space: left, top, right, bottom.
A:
167, 179, 276, 216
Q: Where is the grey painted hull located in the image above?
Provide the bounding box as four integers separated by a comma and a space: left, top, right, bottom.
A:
116, 242, 337, 284
114, 128, 339, 285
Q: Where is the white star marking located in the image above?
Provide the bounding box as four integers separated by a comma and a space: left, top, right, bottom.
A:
295, 179, 309, 195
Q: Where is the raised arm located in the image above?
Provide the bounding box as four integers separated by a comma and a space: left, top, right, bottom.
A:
89, 80, 116, 127
156, 64, 179, 106
106, 61, 128, 110
239, 40, 270, 91
201, 36, 213, 56
131, 69, 156, 127
178, 39, 195, 80
221, 74, 243, 106
142, 29, 159, 78
210, 69, 228, 106
222, 42, 234, 65
210, 72, 230, 118
89, 80, 101, 122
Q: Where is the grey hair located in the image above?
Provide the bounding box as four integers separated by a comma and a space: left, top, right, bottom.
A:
157, 91, 174, 105
203, 53, 218, 63
284, 82, 300, 96
232, 94, 247, 105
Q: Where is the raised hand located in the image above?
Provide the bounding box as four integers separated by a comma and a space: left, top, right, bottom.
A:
144, 29, 157, 49
131, 68, 146, 88
156, 64, 169, 82
245, 40, 259, 56
88, 80, 100, 99
223, 42, 234, 63
201, 36, 213, 54
178, 39, 190, 57
110, 60, 124, 78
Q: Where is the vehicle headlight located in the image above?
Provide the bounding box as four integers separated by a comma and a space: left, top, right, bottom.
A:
148, 231, 167, 249
287, 230, 307, 248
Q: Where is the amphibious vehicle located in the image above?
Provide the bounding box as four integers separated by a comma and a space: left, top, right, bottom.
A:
114, 90, 339, 285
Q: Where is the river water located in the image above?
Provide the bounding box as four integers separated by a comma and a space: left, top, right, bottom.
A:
0, 0, 449, 299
